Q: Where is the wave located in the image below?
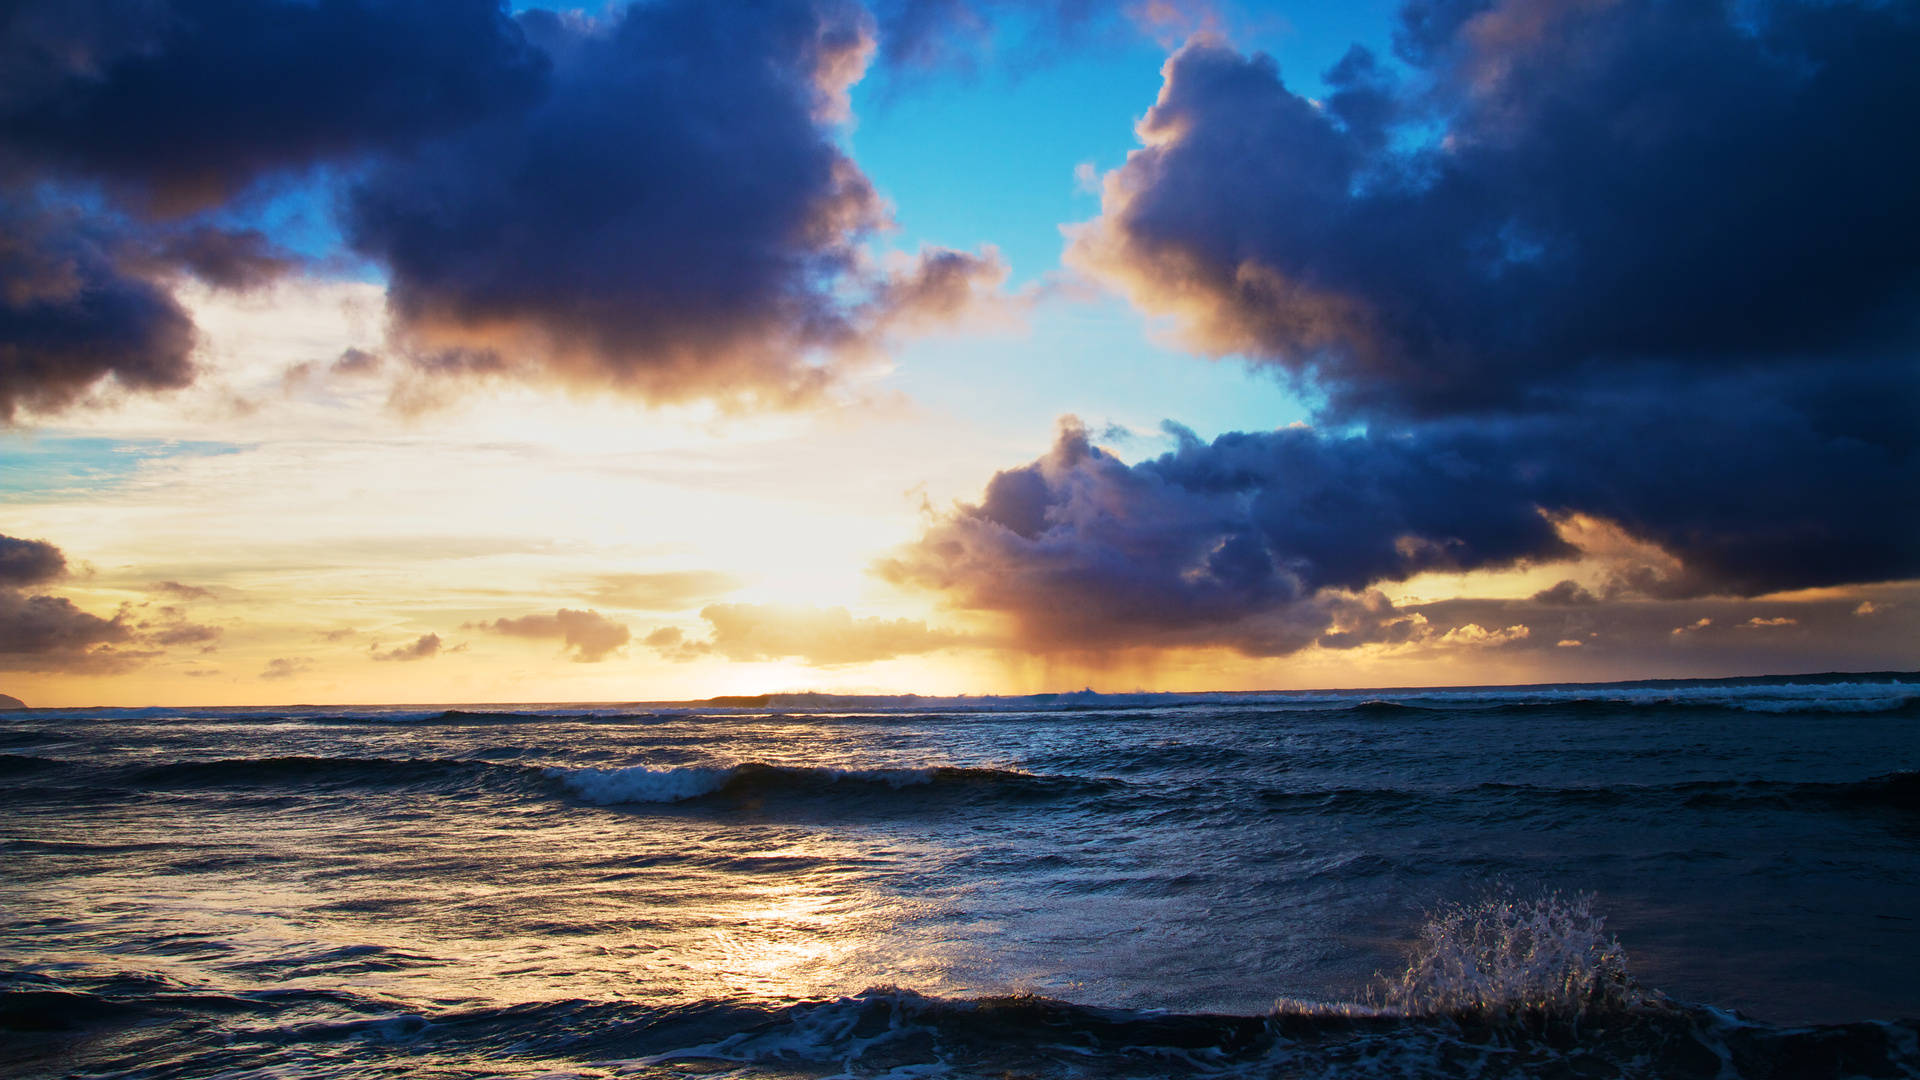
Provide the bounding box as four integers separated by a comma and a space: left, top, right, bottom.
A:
3, 754, 1107, 813
629, 892, 1913, 1077
627, 990, 1920, 1079
15, 979, 1917, 1080
549, 762, 1105, 806
1250, 773, 1920, 819
0, 753, 64, 776
118, 755, 547, 797
0, 729, 61, 748
11, 892, 1918, 1079
1348, 699, 1434, 716
19, 752, 1914, 823
1676, 771, 1920, 813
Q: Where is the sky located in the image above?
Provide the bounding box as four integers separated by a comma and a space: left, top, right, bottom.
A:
1, 0, 1915, 706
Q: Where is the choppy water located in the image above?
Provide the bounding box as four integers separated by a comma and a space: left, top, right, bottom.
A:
3, 673, 1917, 1078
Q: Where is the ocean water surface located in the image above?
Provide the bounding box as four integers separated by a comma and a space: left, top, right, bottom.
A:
3, 674, 1917, 1078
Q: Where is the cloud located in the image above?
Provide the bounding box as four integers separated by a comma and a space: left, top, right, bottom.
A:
0, 532, 160, 671
349, 0, 1014, 411
1438, 622, 1529, 648
1531, 580, 1597, 606
581, 570, 745, 611
0, 590, 147, 672
371, 633, 443, 662
5, 0, 1022, 418
1067, 0, 1920, 418
0, 534, 244, 671
145, 621, 223, 648
260, 656, 312, 680
0, 534, 67, 588
472, 608, 630, 662
883, 407, 1919, 655
1395, 590, 1919, 671
0, 199, 199, 420
879, 418, 1572, 654
0, 0, 549, 214
648, 602, 966, 666
0, 0, 545, 418
330, 348, 383, 378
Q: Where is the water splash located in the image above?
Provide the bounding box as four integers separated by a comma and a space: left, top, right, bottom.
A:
1376, 889, 1642, 1022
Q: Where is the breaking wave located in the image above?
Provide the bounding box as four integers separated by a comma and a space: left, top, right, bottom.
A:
124, 755, 539, 794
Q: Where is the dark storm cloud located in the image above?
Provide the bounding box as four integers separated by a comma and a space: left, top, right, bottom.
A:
0, 0, 1031, 419
0, 199, 197, 420
881, 419, 1542, 654
889, 0, 1920, 656
349, 0, 1009, 407
472, 608, 630, 662
0, 0, 543, 417
882, 389, 1919, 652
1069, 0, 1920, 416
0, 0, 548, 214
144, 228, 295, 292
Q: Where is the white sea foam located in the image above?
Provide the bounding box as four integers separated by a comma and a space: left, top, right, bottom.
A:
549, 764, 732, 804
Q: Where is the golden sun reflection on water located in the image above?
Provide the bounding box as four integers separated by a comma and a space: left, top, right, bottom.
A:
707, 879, 865, 996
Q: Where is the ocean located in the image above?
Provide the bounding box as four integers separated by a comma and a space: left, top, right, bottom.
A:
2, 673, 1917, 1078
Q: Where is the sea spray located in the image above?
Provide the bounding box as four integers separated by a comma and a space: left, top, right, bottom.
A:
1378, 889, 1640, 1022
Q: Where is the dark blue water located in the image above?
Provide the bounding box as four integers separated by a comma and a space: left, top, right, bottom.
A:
3, 675, 1917, 1077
